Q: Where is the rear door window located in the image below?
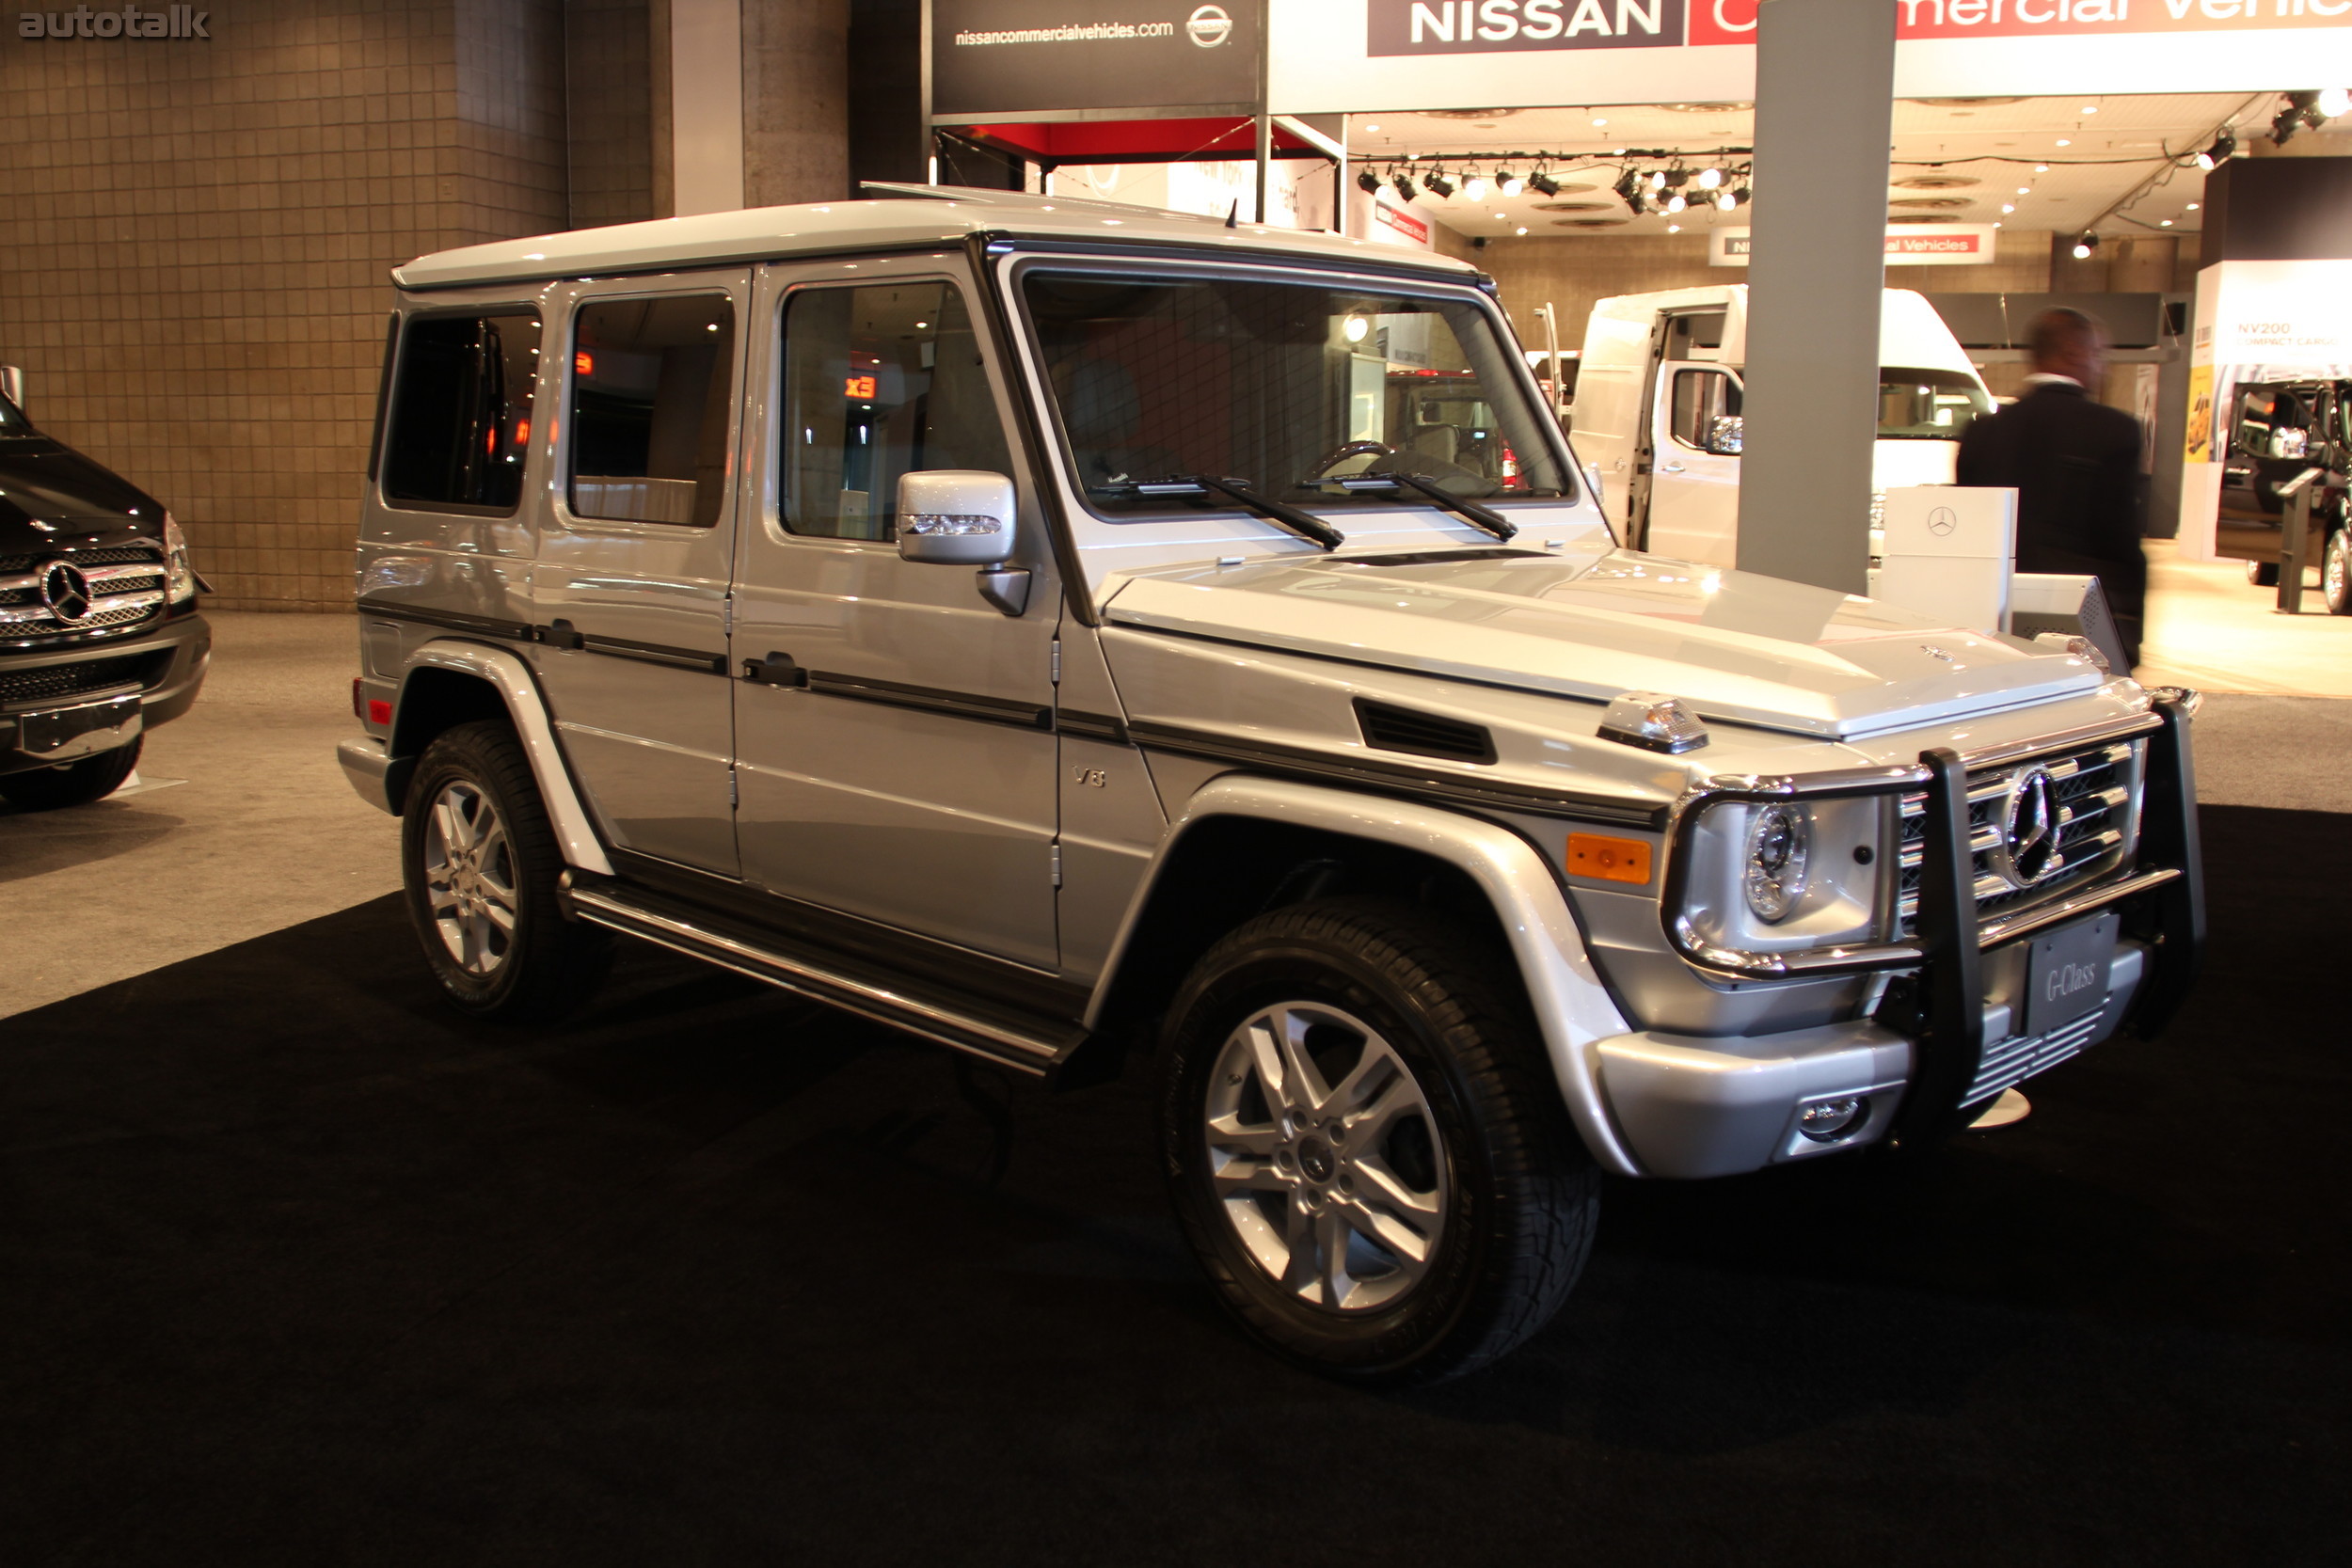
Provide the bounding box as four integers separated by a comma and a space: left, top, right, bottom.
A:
567, 294, 738, 527
381, 312, 541, 513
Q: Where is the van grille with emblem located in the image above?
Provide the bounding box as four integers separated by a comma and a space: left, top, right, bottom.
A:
1896, 738, 2141, 937
0, 548, 167, 642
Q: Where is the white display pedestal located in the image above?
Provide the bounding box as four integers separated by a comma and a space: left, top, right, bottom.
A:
1872, 485, 2017, 635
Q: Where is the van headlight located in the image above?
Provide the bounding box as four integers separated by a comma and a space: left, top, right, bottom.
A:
1671, 796, 1888, 962
1743, 802, 1810, 923
163, 512, 197, 603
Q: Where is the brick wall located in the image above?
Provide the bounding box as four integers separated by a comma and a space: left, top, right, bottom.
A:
0, 0, 570, 610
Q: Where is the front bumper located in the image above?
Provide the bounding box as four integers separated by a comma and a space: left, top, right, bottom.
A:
0, 610, 210, 776
1596, 941, 2145, 1179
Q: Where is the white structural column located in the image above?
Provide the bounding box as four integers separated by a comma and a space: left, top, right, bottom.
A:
672, 0, 747, 215
1733, 0, 1897, 595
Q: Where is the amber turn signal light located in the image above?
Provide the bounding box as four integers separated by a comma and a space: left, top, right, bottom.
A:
1567, 832, 1652, 884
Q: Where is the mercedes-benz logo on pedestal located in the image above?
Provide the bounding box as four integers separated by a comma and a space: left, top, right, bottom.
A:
1993, 766, 2066, 888
1927, 505, 1958, 536
39, 561, 94, 624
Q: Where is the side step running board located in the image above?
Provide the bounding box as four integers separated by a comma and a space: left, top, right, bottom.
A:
564, 882, 1089, 1081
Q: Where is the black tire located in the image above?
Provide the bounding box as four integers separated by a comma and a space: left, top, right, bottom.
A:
2324, 527, 2351, 616
0, 735, 142, 811
1158, 897, 1597, 1384
400, 719, 610, 1021
2247, 558, 2281, 588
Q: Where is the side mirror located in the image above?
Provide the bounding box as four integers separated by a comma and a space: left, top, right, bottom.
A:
896, 469, 1029, 616
1705, 414, 1744, 456
897, 469, 1017, 566
0, 365, 22, 408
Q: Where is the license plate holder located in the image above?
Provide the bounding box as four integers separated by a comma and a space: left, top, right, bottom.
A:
2020, 911, 2116, 1037
18, 693, 143, 762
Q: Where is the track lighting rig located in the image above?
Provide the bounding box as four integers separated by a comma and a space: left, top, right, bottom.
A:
1359, 150, 1753, 217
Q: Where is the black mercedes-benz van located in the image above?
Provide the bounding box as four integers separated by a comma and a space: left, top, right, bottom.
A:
0, 366, 210, 809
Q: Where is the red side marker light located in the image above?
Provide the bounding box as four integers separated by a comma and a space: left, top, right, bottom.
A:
368, 698, 393, 727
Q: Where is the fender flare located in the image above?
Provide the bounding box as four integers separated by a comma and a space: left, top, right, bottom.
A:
397, 640, 614, 877
1089, 776, 1643, 1177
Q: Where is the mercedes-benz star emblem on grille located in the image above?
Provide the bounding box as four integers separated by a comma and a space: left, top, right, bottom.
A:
1995, 766, 2066, 888
39, 562, 94, 625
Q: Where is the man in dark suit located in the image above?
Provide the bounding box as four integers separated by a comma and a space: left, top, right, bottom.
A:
1957, 308, 2148, 668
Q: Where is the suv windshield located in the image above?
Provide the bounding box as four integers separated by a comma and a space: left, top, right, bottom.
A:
1019, 269, 1571, 515
1878, 367, 1991, 439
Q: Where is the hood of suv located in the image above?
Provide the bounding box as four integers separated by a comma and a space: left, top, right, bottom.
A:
1103, 543, 2103, 740
0, 440, 163, 555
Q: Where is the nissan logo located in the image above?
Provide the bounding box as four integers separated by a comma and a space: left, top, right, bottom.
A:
39, 561, 94, 624
1995, 766, 2067, 888
1187, 4, 1232, 47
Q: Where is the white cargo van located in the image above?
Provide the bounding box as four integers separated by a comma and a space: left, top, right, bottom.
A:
1572, 286, 1993, 564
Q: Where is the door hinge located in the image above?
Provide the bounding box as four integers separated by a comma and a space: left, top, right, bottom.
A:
1050, 639, 1061, 685
729, 769, 739, 808
723, 594, 735, 635
1050, 842, 1063, 887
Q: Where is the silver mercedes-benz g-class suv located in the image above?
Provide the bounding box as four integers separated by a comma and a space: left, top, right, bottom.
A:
338, 188, 2201, 1382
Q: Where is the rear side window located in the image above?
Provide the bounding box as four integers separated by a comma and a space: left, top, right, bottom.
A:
780, 281, 1009, 541
381, 312, 541, 512
567, 294, 738, 527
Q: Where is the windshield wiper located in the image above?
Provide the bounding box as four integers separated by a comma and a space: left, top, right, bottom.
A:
1323, 470, 1518, 542
1101, 474, 1344, 551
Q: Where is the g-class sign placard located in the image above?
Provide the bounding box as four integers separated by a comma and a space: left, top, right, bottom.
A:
1369, 0, 1683, 52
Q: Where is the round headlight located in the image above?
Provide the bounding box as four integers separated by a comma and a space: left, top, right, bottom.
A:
1743, 802, 1811, 923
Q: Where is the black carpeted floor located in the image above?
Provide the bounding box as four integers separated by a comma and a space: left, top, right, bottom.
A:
4, 804, 2345, 1565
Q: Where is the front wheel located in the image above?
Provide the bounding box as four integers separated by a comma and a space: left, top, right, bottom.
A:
2324, 528, 2351, 616
401, 720, 609, 1020
0, 735, 142, 811
1159, 898, 1597, 1384
2247, 558, 2281, 588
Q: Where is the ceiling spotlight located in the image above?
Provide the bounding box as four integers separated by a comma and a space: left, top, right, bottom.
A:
1362, 122, 1380, 133
1662, 167, 1691, 188
1529, 170, 1562, 197
1392, 172, 1418, 202
1516, 225, 1528, 235
2195, 131, 2236, 170
1461, 174, 1487, 201
2071, 232, 2099, 260
2056, 137, 2073, 147
1648, 169, 1668, 191
1424, 171, 1456, 198
2034, 163, 2050, 172
1592, 117, 1609, 128
2186, 201, 2201, 211
2017, 185, 2031, 195
1666, 224, 1682, 233
2001, 203, 2016, 214
1696, 166, 1724, 190
1357, 170, 1382, 195
2274, 106, 2305, 146
1613, 170, 1645, 214
2159, 219, 2174, 228
1497, 169, 1524, 197
2081, 103, 2099, 115
1730, 184, 1751, 207
1715, 189, 1738, 212
1663, 192, 1687, 214
1492, 210, 1507, 219
2319, 87, 2352, 119
1343, 315, 1371, 343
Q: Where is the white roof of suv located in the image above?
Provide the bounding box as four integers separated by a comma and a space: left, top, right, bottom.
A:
392, 184, 1486, 291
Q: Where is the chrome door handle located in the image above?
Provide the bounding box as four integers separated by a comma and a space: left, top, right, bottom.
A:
1660, 462, 1686, 474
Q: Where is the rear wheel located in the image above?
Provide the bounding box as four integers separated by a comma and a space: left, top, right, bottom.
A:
1159, 898, 1597, 1384
401, 720, 609, 1020
2324, 528, 2351, 616
0, 736, 142, 811
2246, 558, 2280, 588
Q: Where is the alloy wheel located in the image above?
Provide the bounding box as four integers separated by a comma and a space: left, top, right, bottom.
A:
1201, 1001, 1449, 1313
421, 780, 518, 974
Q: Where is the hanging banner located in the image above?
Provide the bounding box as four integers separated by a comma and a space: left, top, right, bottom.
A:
934, 0, 1265, 119
1708, 223, 2001, 266
1270, 0, 2352, 110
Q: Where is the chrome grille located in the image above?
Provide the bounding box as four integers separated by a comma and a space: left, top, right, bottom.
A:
0, 652, 161, 707
0, 548, 167, 641
1897, 738, 2141, 937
